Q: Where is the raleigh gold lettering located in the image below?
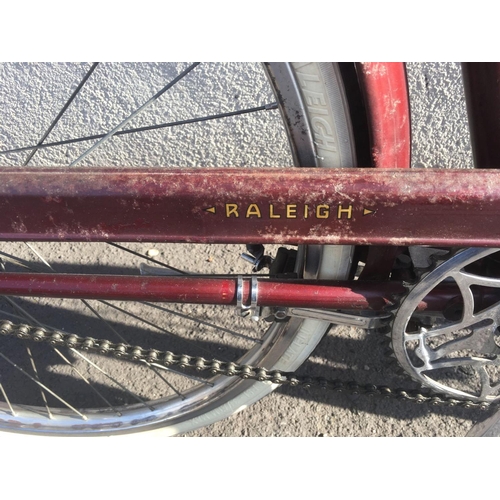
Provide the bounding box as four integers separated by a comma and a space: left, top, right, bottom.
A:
225, 204, 239, 218
316, 204, 329, 218
269, 204, 281, 219
337, 204, 353, 219
219, 202, 359, 220
246, 204, 262, 218
286, 204, 297, 219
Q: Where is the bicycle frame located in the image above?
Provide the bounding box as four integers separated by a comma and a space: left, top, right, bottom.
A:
0, 63, 498, 312
0, 167, 498, 246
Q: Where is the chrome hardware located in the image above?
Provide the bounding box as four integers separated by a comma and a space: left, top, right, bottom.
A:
282, 308, 391, 329
236, 275, 260, 320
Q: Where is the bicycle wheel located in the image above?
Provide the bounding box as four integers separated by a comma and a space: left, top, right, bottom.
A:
0, 62, 358, 435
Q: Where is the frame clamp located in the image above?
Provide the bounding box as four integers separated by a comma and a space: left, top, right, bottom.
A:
236, 275, 260, 320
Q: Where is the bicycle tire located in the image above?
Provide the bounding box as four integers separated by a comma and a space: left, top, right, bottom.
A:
0, 62, 358, 435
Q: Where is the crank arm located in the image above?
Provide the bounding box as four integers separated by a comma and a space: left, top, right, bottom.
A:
285, 308, 391, 329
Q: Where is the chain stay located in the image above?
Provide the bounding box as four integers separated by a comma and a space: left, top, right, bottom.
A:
0, 319, 491, 411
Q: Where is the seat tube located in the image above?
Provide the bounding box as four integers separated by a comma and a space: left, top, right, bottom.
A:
462, 63, 500, 169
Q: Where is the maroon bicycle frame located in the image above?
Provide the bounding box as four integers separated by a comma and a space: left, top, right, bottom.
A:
0, 63, 498, 312
0, 167, 498, 247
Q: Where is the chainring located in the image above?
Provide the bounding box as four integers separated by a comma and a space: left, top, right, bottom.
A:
391, 247, 500, 403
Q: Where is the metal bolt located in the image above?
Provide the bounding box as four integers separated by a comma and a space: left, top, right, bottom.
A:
274, 308, 288, 320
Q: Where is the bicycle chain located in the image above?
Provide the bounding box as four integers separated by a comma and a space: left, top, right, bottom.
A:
0, 318, 492, 411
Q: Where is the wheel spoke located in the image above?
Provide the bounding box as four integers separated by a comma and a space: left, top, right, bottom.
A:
80, 299, 186, 397
138, 359, 188, 398
24, 243, 187, 399
69, 348, 154, 411
0, 382, 16, 416
98, 299, 224, 361
147, 362, 214, 386
2, 294, 41, 326
79, 299, 128, 344
142, 302, 262, 344
107, 242, 188, 275
2, 273, 134, 417
52, 348, 123, 416
0, 307, 49, 325
22, 241, 237, 372
0, 251, 47, 273
24, 63, 99, 165
0, 103, 278, 157
24, 242, 55, 271
0, 350, 87, 419
1, 295, 95, 416
25, 345, 53, 419
0, 295, 176, 412
69, 62, 201, 166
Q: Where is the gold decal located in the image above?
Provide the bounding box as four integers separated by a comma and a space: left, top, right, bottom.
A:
225, 204, 239, 218
205, 206, 216, 214
246, 204, 262, 218
337, 205, 353, 219
269, 204, 281, 219
316, 204, 329, 218
217, 202, 366, 220
286, 204, 297, 219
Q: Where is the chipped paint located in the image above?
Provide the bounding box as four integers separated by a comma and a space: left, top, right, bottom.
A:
0, 167, 498, 247
357, 63, 411, 169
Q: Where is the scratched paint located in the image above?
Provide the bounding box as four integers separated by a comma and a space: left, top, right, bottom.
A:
0, 168, 498, 246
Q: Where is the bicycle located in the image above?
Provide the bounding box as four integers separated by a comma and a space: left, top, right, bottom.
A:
0, 62, 496, 437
